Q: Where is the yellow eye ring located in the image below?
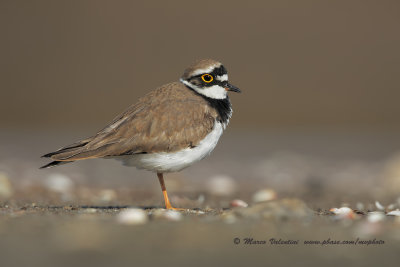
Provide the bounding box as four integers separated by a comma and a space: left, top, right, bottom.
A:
201, 74, 214, 83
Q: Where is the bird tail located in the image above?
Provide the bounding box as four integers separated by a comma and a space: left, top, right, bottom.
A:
39, 160, 71, 169
40, 139, 91, 169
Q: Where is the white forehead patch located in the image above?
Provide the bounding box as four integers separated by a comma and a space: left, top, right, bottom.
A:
180, 79, 227, 100
190, 64, 221, 77
216, 74, 228, 82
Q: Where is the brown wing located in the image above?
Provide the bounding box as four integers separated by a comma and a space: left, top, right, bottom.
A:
43, 82, 216, 162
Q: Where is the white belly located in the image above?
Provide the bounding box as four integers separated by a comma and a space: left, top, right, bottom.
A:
117, 121, 224, 173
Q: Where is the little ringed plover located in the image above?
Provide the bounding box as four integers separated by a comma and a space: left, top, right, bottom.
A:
41, 59, 241, 210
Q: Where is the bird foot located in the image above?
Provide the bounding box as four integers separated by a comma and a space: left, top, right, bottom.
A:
165, 205, 185, 211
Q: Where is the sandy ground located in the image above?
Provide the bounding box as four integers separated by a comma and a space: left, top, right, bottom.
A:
1, 130, 400, 267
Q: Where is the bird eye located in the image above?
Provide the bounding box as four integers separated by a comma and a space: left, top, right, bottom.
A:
201, 74, 214, 83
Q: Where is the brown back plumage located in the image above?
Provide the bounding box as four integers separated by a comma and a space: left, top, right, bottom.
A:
41, 82, 218, 167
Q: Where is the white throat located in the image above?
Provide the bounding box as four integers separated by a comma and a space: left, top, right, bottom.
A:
180, 79, 227, 100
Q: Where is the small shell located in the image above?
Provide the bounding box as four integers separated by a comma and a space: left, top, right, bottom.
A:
375, 201, 385, 211
83, 208, 98, 214
98, 189, 117, 203
117, 209, 148, 225
152, 209, 183, 221
356, 202, 365, 211
387, 209, 400, 216
230, 199, 248, 208
330, 207, 352, 214
162, 210, 183, 221
330, 207, 355, 219
0, 172, 14, 198
44, 173, 74, 194
367, 211, 386, 223
252, 189, 277, 203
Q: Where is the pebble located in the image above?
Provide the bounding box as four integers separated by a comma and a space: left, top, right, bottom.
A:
152, 209, 183, 221
387, 209, 400, 216
375, 201, 385, 211
187, 209, 205, 214
330, 207, 356, 220
164, 210, 183, 221
252, 189, 277, 203
44, 173, 74, 194
230, 199, 248, 208
83, 208, 98, 214
367, 211, 386, 223
98, 189, 117, 203
356, 202, 364, 211
117, 209, 148, 225
0, 172, 13, 198
206, 175, 237, 196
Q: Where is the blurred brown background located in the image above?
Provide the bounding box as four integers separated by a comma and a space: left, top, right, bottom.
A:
1, 2, 400, 267
1, 0, 399, 131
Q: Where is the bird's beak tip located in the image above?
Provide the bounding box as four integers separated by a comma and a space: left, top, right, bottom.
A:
226, 83, 241, 93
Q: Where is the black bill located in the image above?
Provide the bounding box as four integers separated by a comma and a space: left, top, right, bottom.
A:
225, 83, 241, 93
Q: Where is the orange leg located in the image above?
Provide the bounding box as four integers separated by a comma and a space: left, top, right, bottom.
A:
157, 173, 184, 210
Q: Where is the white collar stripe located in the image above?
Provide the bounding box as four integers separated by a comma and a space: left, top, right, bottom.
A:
190, 64, 221, 77
216, 74, 228, 82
